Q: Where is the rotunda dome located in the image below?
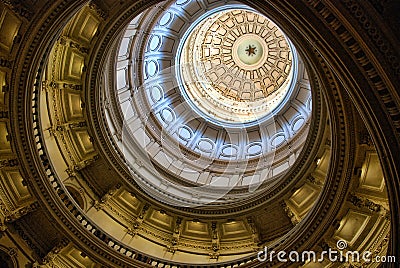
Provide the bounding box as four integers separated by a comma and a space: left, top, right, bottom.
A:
177, 8, 295, 126
110, 2, 312, 207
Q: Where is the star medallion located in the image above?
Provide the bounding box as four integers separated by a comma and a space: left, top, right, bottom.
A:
245, 45, 257, 56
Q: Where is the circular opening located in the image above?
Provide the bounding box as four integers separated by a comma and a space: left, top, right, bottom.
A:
176, 7, 297, 127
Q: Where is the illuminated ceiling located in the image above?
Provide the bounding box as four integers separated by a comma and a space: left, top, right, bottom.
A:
0, 0, 397, 267
177, 8, 294, 125
110, 3, 311, 206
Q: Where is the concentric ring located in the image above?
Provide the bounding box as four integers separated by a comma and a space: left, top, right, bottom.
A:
176, 8, 296, 127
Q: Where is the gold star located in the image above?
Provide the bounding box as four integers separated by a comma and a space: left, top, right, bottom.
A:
245, 45, 257, 56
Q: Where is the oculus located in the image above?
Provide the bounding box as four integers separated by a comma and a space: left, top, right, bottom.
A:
176, 8, 297, 127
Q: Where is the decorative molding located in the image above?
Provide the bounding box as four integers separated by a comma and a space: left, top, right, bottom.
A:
0, 158, 18, 168
281, 201, 299, 225
88, 2, 108, 20
59, 36, 90, 54
0, 58, 12, 68
41, 237, 70, 265
4, 201, 39, 223
127, 203, 150, 236
1, 0, 33, 20
92, 183, 121, 210
348, 193, 389, 217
